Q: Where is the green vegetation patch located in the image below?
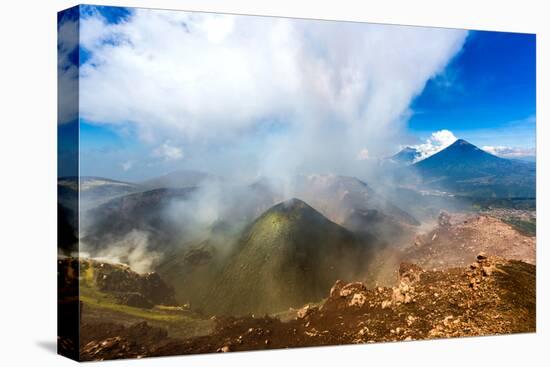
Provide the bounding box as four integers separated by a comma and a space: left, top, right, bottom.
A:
80, 285, 186, 322
464, 197, 536, 211
502, 218, 536, 237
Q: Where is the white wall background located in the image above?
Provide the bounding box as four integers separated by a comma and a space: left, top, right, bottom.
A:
0, 1, 547, 366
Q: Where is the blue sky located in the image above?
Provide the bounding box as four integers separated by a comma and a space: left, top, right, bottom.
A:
409, 30, 536, 148
58, 6, 536, 180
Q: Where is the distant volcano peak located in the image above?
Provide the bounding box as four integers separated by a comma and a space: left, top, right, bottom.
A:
412, 135, 535, 197
415, 138, 497, 168
280, 197, 308, 208
449, 138, 477, 148
263, 198, 330, 225
204, 198, 368, 316
390, 146, 421, 164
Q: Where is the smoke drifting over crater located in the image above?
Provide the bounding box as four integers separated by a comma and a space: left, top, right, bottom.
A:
60, 7, 471, 275
83, 230, 162, 274
69, 7, 467, 181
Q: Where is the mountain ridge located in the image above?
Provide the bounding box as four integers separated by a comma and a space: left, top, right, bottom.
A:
413, 139, 535, 198
200, 198, 372, 316
389, 146, 422, 165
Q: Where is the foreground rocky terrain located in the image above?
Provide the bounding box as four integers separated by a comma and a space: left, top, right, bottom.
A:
75, 253, 535, 361
403, 213, 536, 270
57, 209, 536, 361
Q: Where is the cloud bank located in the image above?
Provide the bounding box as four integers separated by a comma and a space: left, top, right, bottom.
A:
70, 8, 467, 179
410, 129, 458, 162
482, 145, 536, 159
152, 142, 184, 161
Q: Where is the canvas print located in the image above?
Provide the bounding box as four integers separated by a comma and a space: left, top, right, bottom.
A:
57, 5, 536, 362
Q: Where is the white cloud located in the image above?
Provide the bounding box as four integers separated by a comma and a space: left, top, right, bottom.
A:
152, 142, 184, 161
74, 8, 467, 177
356, 148, 370, 160
411, 129, 458, 162
121, 160, 134, 171
482, 145, 536, 158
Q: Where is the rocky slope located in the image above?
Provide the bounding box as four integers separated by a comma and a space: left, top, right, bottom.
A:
59, 258, 177, 308
75, 254, 535, 360
403, 212, 536, 270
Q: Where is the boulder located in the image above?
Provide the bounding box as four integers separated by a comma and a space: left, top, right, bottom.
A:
438, 211, 451, 227
477, 252, 488, 261
349, 292, 367, 307
339, 282, 367, 297
329, 280, 345, 297
399, 262, 423, 285
296, 304, 316, 319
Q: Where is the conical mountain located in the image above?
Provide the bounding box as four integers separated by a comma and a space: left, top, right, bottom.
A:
200, 198, 371, 316
390, 147, 421, 165
415, 139, 503, 174
414, 139, 535, 197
